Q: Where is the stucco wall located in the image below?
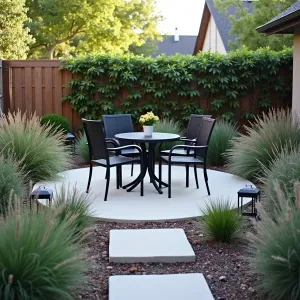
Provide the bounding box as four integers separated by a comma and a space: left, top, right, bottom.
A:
202, 15, 227, 54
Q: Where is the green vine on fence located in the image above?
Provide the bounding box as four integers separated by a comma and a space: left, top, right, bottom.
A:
61, 47, 292, 124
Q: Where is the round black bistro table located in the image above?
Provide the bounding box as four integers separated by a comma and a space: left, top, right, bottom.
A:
115, 132, 180, 194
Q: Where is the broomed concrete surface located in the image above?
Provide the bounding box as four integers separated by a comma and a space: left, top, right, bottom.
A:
109, 273, 214, 300
109, 228, 195, 263
34, 165, 254, 222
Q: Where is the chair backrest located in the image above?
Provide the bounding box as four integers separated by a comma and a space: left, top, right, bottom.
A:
82, 118, 108, 161
102, 114, 134, 146
195, 117, 216, 158
186, 114, 212, 140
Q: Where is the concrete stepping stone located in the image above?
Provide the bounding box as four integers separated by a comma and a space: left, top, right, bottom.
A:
109, 273, 214, 300
109, 228, 195, 263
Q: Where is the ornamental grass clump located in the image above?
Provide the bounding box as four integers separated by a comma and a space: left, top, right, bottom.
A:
225, 109, 300, 180
54, 185, 94, 239
252, 183, 300, 300
260, 148, 300, 218
0, 155, 25, 216
76, 133, 89, 161
201, 198, 243, 242
207, 120, 238, 166
0, 210, 86, 299
0, 111, 71, 183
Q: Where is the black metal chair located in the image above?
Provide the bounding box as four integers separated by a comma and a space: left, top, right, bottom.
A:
159, 117, 216, 198
160, 114, 212, 156
102, 114, 139, 179
160, 114, 211, 187
82, 118, 143, 201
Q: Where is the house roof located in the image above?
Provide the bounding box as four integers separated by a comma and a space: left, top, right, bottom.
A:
154, 35, 197, 56
194, 0, 253, 54
256, 1, 300, 35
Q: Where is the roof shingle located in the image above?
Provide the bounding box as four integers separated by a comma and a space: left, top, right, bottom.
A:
153, 35, 197, 56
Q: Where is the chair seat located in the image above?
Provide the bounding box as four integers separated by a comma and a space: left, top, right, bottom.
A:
161, 149, 195, 156
93, 155, 140, 167
161, 155, 203, 164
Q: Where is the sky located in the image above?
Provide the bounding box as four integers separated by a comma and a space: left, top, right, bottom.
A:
155, 0, 205, 36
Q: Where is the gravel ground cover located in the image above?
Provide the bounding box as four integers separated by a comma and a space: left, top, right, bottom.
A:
70, 156, 262, 300
77, 219, 262, 300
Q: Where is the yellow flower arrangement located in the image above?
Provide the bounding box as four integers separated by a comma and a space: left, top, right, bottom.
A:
139, 111, 159, 126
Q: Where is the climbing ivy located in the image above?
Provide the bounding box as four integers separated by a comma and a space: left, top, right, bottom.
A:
61, 47, 292, 124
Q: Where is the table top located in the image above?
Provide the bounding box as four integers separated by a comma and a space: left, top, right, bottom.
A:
115, 132, 180, 143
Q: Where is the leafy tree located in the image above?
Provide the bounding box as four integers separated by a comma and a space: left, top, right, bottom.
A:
26, 0, 163, 59
129, 39, 159, 56
214, 0, 294, 50
0, 0, 33, 59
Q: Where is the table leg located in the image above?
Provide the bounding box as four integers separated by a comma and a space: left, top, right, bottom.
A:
123, 142, 169, 194
147, 143, 163, 194
125, 143, 148, 191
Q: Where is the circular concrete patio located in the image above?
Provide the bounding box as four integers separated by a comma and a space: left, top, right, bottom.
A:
33, 165, 254, 222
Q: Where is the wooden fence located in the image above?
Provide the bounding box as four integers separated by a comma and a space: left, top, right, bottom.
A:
1, 60, 292, 133
2, 60, 81, 132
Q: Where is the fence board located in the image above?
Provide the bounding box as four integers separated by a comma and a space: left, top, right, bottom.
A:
13, 68, 23, 111
34, 67, 43, 116
44, 67, 53, 114
24, 67, 33, 112
54, 67, 62, 115
2, 60, 81, 132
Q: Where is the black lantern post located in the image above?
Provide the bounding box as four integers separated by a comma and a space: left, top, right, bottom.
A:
65, 133, 76, 155
30, 186, 53, 212
237, 184, 261, 219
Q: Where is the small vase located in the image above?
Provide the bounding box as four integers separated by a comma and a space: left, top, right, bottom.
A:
143, 125, 154, 137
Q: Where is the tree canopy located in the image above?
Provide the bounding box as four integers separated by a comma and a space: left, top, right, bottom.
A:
0, 0, 33, 59
214, 0, 295, 50
26, 0, 163, 59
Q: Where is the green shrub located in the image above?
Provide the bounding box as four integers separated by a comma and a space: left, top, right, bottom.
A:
253, 183, 300, 300
54, 185, 93, 238
207, 120, 238, 166
0, 111, 71, 183
201, 198, 243, 242
154, 118, 184, 157
76, 133, 89, 161
261, 148, 300, 217
40, 114, 71, 133
0, 156, 25, 216
0, 210, 86, 299
225, 109, 300, 180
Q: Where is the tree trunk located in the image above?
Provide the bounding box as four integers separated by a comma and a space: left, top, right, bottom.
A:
48, 45, 56, 59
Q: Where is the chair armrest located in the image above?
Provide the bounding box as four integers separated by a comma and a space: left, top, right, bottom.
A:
179, 137, 196, 143
168, 144, 208, 159
105, 138, 120, 148
107, 144, 142, 153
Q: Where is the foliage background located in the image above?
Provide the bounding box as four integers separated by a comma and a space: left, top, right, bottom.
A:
61, 48, 292, 125
26, 0, 163, 59
0, 0, 33, 59
214, 0, 295, 51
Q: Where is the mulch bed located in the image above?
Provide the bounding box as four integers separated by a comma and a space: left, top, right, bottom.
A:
71, 156, 263, 300
77, 219, 262, 300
